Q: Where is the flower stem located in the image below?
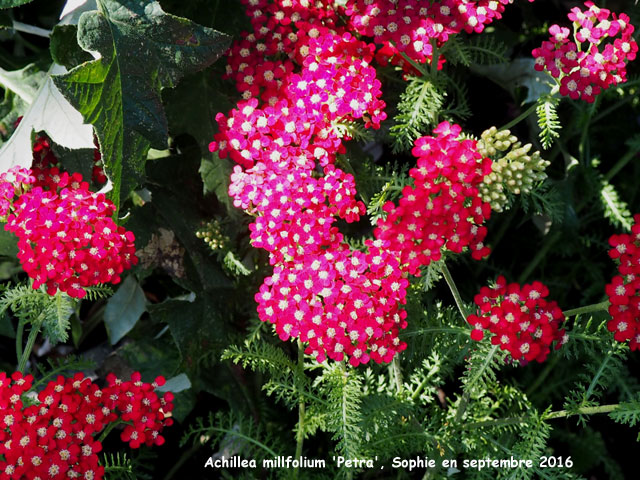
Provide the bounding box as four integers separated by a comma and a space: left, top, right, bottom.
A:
499, 102, 538, 131
517, 230, 562, 284
294, 339, 306, 479
463, 403, 620, 430
563, 301, 609, 317
440, 262, 469, 320
15, 318, 25, 364
455, 344, 499, 422
604, 146, 640, 181
17, 318, 42, 373
391, 357, 403, 394
97, 420, 126, 443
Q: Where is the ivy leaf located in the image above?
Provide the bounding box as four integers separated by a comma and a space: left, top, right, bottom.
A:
53, 0, 231, 211
104, 275, 147, 345
0, 0, 36, 9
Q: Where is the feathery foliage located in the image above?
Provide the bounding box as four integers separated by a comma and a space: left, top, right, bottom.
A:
536, 95, 561, 149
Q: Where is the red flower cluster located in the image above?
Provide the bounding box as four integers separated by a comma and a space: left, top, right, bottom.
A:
467, 276, 567, 363
375, 121, 492, 276
0, 164, 137, 299
606, 215, 640, 350
532, 1, 637, 102
345, 0, 532, 68
0, 371, 173, 480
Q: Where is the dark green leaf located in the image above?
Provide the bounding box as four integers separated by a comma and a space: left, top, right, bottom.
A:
0, 310, 14, 338
0, 12, 11, 28
148, 296, 225, 368
50, 25, 93, 70
117, 336, 180, 379
53, 0, 231, 211
0, 228, 18, 256
164, 69, 234, 154
0, 0, 35, 9
50, 143, 95, 183
104, 275, 147, 344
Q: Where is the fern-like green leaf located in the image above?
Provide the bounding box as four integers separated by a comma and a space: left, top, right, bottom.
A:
316, 363, 364, 461
600, 179, 632, 230
221, 341, 296, 376
390, 76, 444, 153
468, 35, 509, 65
180, 411, 284, 462
102, 452, 136, 480
536, 95, 561, 150
610, 393, 640, 439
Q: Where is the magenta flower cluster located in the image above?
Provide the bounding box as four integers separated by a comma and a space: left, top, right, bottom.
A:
532, 1, 637, 102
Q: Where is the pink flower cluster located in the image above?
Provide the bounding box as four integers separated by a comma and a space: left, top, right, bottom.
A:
375, 121, 492, 276
0, 164, 137, 299
344, 0, 532, 68
532, 1, 637, 102
606, 215, 640, 350
213, 0, 410, 366
0, 371, 173, 480
467, 276, 567, 363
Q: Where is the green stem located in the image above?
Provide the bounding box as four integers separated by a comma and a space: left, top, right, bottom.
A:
517, 230, 562, 284
400, 326, 468, 338
525, 354, 560, 397
294, 340, 306, 479
455, 344, 499, 422
97, 420, 126, 443
162, 443, 201, 480
463, 403, 620, 430
15, 318, 25, 365
391, 357, 403, 394
499, 102, 538, 131
545, 403, 619, 419
17, 320, 42, 373
396, 49, 430, 78
430, 38, 439, 78
440, 263, 468, 320
563, 301, 609, 317
604, 147, 640, 182
578, 100, 599, 164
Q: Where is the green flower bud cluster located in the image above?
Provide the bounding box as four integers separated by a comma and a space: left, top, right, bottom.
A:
477, 126, 550, 213
196, 219, 229, 252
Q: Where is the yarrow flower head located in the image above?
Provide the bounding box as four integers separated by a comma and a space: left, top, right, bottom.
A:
0, 371, 173, 480
375, 121, 492, 276
0, 143, 137, 298
606, 214, 640, 350
467, 276, 567, 363
344, 0, 533, 67
532, 1, 637, 102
